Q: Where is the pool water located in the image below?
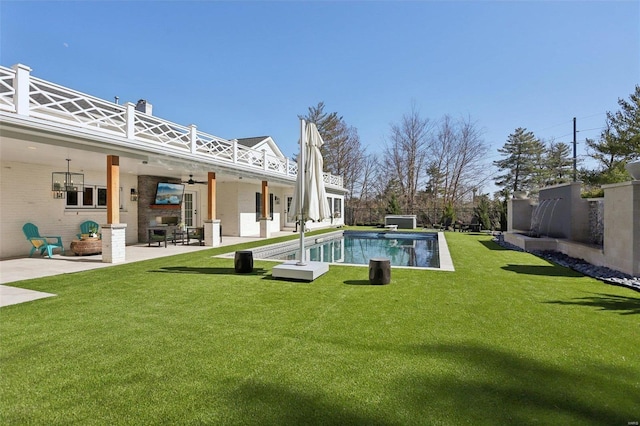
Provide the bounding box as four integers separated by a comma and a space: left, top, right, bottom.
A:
267, 231, 440, 268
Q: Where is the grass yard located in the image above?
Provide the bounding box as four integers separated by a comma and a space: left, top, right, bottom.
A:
1, 231, 638, 425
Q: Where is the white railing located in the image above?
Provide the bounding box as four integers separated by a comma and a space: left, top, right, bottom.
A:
29, 76, 128, 136
0, 64, 343, 188
0, 66, 16, 112
133, 111, 190, 151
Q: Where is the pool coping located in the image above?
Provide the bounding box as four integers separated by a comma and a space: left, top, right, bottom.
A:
217, 231, 455, 272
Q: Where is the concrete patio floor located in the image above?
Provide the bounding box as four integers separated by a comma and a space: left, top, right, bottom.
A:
0, 231, 295, 307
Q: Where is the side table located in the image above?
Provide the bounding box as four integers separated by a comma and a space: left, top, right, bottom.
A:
70, 238, 102, 256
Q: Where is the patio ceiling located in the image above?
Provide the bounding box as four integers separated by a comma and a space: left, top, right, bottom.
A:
0, 121, 293, 188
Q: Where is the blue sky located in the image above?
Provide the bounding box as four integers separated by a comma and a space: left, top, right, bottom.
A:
2, 0, 638, 193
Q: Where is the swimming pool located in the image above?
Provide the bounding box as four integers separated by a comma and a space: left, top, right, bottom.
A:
256, 231, 448, 269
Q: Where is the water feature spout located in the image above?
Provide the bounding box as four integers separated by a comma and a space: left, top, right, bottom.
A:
530, 198, 562, 237
530, 199, 549, 237
545, 198, 561, 237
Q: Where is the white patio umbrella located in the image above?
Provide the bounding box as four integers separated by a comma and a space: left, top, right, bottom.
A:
289, 119, 332, 265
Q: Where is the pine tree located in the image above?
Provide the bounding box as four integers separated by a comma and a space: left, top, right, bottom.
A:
584, 85, 640, 184
607, 85, 640, 158
545, 141, 573, 185
529, 137, 549, 192
301, 102, 365, 201
493, 127, 542, 196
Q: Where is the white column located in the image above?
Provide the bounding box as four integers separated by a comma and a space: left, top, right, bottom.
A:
101, 224, 127, 263
204, 220, 221, 247
12, 63, 32, 116
260, 218, 271, 238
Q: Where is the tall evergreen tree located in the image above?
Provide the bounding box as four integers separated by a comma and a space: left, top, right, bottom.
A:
545, 141, 573, 185
607, 84, 640, 158
301, 102, 365, 202
529, 137, 549, 192
493, 127, 542, 195
584, 85, 640, 184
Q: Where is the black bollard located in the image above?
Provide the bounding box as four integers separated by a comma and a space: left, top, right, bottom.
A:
234, 250, 254, 273
369, 258, 391, 285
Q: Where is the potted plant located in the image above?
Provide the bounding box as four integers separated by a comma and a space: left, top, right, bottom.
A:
89, 225, 99, 238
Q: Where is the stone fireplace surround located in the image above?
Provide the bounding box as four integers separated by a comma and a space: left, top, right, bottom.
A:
137, 175, 182, 243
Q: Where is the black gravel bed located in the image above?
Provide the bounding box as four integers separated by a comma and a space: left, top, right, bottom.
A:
493, 234, 640, 293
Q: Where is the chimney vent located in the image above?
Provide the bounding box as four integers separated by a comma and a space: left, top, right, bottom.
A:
135, 99, 153, 115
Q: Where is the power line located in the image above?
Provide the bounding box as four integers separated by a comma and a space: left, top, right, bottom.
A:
576, 126, 605, 133
577, 112, 607, 120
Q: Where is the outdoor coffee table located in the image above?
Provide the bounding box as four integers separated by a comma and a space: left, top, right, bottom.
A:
70, 238, 102, 256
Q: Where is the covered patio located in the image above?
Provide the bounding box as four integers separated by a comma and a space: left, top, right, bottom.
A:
0, 230, 294, 306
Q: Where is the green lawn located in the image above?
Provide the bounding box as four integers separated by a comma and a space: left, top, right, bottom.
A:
1, 231, 638, 425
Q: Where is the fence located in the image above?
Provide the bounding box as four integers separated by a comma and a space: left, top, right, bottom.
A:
345, 206, 505, 230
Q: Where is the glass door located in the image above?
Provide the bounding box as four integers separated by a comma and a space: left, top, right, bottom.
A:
183, 191, 198, 226
285, 195, 296, 228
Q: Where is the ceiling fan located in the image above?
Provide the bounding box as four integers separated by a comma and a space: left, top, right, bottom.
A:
182, 174, 207, 185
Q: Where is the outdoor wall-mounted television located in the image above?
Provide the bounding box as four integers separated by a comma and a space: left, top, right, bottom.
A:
154, 182, 185, 205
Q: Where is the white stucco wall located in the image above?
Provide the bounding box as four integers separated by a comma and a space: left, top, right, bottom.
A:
198, 181, 294, 237
217, 182, 239, 237
1, 160, 138, 259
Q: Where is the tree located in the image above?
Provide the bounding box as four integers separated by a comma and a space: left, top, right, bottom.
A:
473, 194, 492, 230
301, 102, 365, 202
607, 84, 640, 158
584, 85, 640, 184
493, 127, 542, 196
528, 137, 549, 192
545, 141, 573, 185
386, 193, 402, 215
434, 115, 488, 205
384, 104, 434, 211
440, 202, 456, 227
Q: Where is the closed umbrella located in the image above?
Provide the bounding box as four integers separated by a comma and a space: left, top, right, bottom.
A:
289, 119, 331, 265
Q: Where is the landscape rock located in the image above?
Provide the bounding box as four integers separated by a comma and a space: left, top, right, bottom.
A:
493, 234, 640, 293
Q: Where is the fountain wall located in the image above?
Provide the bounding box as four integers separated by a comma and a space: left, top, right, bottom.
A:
603, 181, 640, 276
505, 181, 639, 277
536, 182, 590, 243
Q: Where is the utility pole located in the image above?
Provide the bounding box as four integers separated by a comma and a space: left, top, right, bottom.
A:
573, 117, 577, 182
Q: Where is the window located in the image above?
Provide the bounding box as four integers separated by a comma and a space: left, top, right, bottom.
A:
255, 192, 261, 221
270, 194, 274, 220
66, 186, 121, 209
333, 198, 342, 218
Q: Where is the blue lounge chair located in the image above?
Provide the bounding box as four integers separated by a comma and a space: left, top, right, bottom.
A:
22, 223, 65, 258
77, 220, 100, 239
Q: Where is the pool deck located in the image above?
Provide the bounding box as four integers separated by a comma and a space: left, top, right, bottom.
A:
248, 231, 455, 272
1, 230, 455, 307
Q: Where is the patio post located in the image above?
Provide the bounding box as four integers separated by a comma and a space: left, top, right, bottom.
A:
260, 180, 271, 238
204, 172, 221, 247
103, 155, 127, 263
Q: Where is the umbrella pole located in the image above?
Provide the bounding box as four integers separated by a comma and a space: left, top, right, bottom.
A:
297, 119, 307, 266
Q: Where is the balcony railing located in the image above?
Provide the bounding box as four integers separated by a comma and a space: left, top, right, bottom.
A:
0, 64, 342, 188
